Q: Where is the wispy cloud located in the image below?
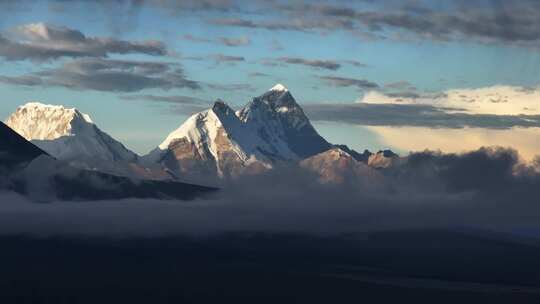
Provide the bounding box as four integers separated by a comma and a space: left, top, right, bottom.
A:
182, 34, 212, 43
248, 72, 270, 78
218, 36, 250, 47
0, 23, 167, 61
277, 57, 341, 70
204, 1, 540, 48
318, 76, 379, 89
183, 34, 250, 47
0, 75, 42, 86
120, 94, 209, 105
0, 58, 200, 92
207, 83, 252, 91
210, 54, 245, 64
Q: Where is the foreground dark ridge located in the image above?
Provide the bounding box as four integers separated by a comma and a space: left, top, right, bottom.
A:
1, 121, 218, 201
0, 121, 50, 167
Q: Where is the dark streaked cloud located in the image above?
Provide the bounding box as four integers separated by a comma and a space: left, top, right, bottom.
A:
0, 23, 167, 61
304, 102, 540, 129
385, 91, 422, 99
210, 54, 246, 65
207, 83, 252, 91
344, 60, 368, 68
119, 94, 209, 105
5, 1, 540, 49
203, 1, 540, 48
384, 80, 413, 90
0, 75, 43, 86
218, 36, 250, 47
248, 72, 270, 78
181, 53, 246, 65
1, 58, 200, 92
209, 18, 305, 31
120, 94, 211, 114
319, 76, 379, 89
182, 34, 251, 47
152, 0, 239, 13
182, 34, 212, 43
208, 16, 356, 32
277, 57, 341, 70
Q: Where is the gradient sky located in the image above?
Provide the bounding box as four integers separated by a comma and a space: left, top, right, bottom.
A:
1, 0, 540, 160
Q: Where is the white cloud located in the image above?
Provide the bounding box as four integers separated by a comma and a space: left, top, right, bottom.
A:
361, 85, 540, 115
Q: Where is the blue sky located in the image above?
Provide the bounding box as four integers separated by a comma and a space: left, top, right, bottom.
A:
1, 0, 540, 158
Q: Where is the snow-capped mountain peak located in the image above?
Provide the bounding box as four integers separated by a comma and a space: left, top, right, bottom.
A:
269, 83, 288, 92
148, 85, 332, 180
157, 100, 238, 151
6, 102, 94, 141
149, 99, 275, 180
237, 84, 331, 158
5, 102, 138, 164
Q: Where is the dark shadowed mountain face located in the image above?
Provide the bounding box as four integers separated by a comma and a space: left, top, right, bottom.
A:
0, 121, 48, 167
238, 85, 331, 158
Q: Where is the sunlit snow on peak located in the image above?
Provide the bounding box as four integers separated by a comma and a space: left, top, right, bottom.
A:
269, 83, 288, 92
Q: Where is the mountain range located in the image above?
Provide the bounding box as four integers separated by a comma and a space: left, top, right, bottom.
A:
144, 84, 399, 182
1, 84, 400, 199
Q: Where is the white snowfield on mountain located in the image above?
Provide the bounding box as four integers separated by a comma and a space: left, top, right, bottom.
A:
6, 102, 93, 140
5, 102, 137, 163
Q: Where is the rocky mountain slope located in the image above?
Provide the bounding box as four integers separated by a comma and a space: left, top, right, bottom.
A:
300, 147, 383, 184
146, 84, 332, 180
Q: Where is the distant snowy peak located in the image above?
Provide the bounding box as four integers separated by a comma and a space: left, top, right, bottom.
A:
5, 102, 138, 164
300, 147, 381, 184
368, 150, 400, 168
5, 102, 94, 141
269, 83, 288, 92
333, 144, 400, 168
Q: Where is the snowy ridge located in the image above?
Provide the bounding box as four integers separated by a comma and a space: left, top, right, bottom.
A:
5, 102, 138, 164
152, 100, 275, 178
6, 102, 93, 141
237, 84, 331, 158
269, 83, 288, 92
149, 84, 331, 179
